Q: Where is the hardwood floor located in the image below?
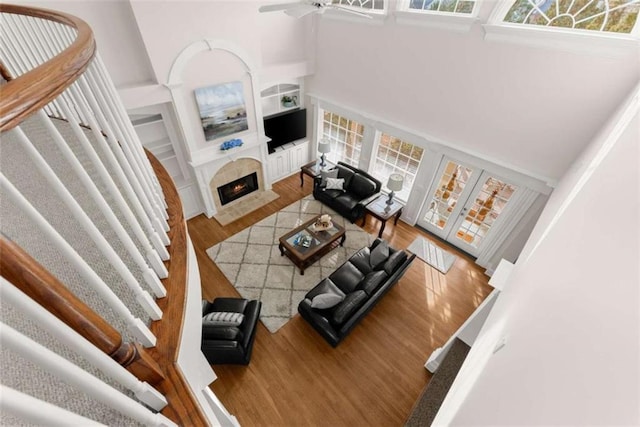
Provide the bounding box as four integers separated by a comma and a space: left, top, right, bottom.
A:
187, 173, 493, 427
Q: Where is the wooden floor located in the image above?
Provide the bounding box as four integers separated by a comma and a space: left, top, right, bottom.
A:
187, 173, 493, 427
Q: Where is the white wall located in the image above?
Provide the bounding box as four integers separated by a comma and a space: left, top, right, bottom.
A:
306, 0, 639, 181
14, 0, 156, 87
436, 84, 639, 425
128, 0, 310, 84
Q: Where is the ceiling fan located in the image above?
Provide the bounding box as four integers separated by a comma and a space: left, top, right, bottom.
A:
259, 0, 373, 19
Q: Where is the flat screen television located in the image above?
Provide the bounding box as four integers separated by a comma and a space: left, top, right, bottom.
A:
264, 108, 306, 154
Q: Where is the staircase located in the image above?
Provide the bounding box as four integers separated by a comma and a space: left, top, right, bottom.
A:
0, 4, 234, 425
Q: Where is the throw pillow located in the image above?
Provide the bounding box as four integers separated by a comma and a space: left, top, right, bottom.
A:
320, 168, 338, 187
203, 311, 245, 327
369, 241, 389, 270
311, 292, 344, 309
325, 177, 345, 191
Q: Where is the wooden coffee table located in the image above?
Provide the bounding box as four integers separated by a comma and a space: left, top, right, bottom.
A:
278, 214, 346, 275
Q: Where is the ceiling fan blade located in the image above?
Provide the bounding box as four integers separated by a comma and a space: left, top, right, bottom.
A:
327, 4, 373, 18
284, 4, 319, 18
259, 3, 302, 13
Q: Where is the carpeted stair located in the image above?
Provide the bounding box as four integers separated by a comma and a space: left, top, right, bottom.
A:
405, 338, 471, 426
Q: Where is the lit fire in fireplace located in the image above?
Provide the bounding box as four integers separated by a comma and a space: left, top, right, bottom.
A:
232, 183, 247, 194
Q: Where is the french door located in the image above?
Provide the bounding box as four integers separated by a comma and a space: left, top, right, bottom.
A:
417, 157, 518, 257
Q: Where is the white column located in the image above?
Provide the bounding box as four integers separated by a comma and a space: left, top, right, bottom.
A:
0, 324, 177, 427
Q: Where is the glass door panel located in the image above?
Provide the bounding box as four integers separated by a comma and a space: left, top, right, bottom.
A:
420, 160, 475, 236
451, 174, 518, 255
418, 158, 519, 257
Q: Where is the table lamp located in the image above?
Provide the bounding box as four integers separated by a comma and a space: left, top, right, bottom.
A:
386, 173, 404, 206
318, 139, 331, 167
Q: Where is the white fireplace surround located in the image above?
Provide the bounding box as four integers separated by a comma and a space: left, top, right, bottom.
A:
166, 38, 272, 218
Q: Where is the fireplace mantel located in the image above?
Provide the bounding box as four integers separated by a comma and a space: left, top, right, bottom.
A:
189, 132, 272, 218
189, 132, 270, 168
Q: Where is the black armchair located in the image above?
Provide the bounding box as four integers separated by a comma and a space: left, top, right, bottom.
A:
201, 297, 262, 365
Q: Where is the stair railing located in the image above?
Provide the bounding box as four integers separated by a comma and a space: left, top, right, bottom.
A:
0, 4, 211, 425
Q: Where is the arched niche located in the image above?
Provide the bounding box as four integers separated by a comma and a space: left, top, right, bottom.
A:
166, 38, 266, 159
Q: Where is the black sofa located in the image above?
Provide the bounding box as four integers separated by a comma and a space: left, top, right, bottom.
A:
201, 297, 261, 365
313, 161, 381, 223
298, 239, 415, 347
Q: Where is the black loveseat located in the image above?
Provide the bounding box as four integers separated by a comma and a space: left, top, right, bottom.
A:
298, 239, 415, 347
313, 162, 381, 223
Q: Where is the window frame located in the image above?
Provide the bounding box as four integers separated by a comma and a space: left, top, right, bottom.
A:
323, 0, 388, 24
369, 131, 426, 203
484, 0, 640, 56
394, 0, 482, 32
320, 109, 365, 168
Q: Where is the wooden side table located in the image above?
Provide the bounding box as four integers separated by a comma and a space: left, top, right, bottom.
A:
300, 160, 335, 187
364, 195, 404, 238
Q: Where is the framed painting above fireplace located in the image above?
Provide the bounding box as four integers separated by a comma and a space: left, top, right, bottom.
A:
194, 81, 248, 141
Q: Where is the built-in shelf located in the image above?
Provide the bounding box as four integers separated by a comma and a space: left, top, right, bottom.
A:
261, 83, 302, 117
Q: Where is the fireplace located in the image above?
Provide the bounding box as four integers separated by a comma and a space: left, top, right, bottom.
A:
217, 172, 259, 206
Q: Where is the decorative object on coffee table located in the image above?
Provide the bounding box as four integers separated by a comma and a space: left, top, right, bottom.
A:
385, 173, 404, 206
312, 214, 333, 231
364, 195, 403, 238
318, 138, 331, 167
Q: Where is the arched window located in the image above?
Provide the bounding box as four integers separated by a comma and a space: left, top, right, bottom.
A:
332, 0, 385, 11
502, 0, 640, 34
408, 0, 478, 15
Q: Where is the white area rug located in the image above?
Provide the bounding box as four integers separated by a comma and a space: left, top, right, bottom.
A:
206, 195, 376, 333
407, 236, 457, 274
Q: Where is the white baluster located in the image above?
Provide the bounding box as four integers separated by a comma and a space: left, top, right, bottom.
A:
1, 18, 33, 76
0, 278, 167, 410
42, 102, 167, 296
1, 174, 157, 347
0, 324, 178, 427
83, 64, 169, 237
0, 386, 106, 427
93, 54, 167, 207
86, 59, 169, 225
10, 125, 163, 320
80, 69, 172, 244
66, 82, 169, 274
75, 74, 171, 254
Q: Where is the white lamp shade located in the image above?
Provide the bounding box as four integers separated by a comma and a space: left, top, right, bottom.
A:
387, 174, 404, 192
318, 139, 331, 154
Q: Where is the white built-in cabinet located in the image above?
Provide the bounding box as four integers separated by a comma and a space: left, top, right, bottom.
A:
261, 79, 310, 183
268, 140, 310, 183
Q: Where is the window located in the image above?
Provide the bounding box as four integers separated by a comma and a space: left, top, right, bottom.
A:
373, 134, 425, 202
502, 0, 640, 34
321, 110, 364, 167
333, 0, 385, 11
408, 0, 477, 14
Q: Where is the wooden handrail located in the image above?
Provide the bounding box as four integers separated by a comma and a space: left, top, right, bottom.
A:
146, 152, 210, 426
0, 235, 165, 385
0, 4, 96, 132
